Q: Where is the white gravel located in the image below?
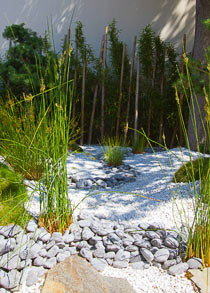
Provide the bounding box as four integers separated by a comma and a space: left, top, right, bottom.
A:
24, 145, 203, 293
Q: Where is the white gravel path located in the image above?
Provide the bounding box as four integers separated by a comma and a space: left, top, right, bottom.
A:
24, 145, 203, 293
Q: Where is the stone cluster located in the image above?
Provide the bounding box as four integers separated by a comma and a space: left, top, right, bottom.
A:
69, 164, 138, 190
0, 211, 203, 291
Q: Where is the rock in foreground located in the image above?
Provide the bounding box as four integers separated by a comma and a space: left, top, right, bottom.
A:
42, 255, 135, 293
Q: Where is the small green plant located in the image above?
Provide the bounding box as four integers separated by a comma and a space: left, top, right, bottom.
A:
132, 134, 146, 154
101, 136, 126, 167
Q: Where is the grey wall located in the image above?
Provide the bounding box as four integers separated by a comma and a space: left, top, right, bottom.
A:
0, 0, 195, 56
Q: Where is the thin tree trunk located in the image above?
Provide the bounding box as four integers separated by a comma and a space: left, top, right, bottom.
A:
124, 36, 137, 143
134, 55, 140, 143
147, 54, 157, 138
170, 34, 186, 148
158, 72, 164, 144
101, 26, 108, 144
116, 43, 126, 139
66, 29, 71, 61
187, 0, 210, 150
80, 60, 86, 145
72, 36, 78, 121
88, 36, 105, 145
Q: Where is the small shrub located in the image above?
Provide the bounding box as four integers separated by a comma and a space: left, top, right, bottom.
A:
173, 157, 210, 183
132, 134, 145, 154
102, 136, 126, 167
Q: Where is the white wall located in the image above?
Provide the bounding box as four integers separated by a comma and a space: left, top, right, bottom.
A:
0, 0, 195, 57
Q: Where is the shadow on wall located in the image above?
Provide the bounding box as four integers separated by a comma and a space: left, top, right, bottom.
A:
0, 0, 195, 55
152, 0, 195, 53
0, 0, 83, 52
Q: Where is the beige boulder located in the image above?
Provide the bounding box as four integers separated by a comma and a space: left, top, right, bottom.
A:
41, 255, 135, 293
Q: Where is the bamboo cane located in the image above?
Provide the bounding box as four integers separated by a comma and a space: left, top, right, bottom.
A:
170, 34, 186, 148
158, 71, 165, 144
64, 29, 71, 81
80, 59, 86, 145
101, 26, 108, 145
116, 43, 126, 139
72, 35, 78, 121
88, 36, 105, 145
124, 36, 137, 143
134, 55, 140, 143
147, 51, 157, 138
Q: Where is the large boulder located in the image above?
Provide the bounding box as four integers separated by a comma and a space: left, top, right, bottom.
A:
41, 255, 135, 293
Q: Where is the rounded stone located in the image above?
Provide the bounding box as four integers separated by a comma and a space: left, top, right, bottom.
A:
151, 238, 162, 248
162, 259, 177, 270
140, 248, 154, 263
115, 249, 130, 261
82, 227, 94, 241
46, 245, 59, 258
90, 258, 107, 272
154, 248, 170, 263
164, 236, 179, 249
43, 257, 57, 269
168, 262, 189, 275
187, 257, 203, 269
33, 256, 44, 266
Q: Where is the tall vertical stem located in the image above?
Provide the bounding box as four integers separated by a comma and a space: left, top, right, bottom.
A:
80, 60, 86, 145
134, 55, 140, 143
88, 36, 104, 145
101, 26, 108, 144
124, 36, 137, 143
116, 43, 126, 139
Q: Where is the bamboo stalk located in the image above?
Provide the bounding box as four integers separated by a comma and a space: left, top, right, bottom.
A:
64, 29, 71, 82
147, 51, 157, 138
88, 36, 105, 145
124, 36, 137, 143
134, 55, 140, 143
116, 43, 126, 139
170, 34, 186, 148
66, 29, 71, 59
101, 26, 108, 144
72, 35, 78, 121
80, 60, 86, 145
179, 33, 186, 145
158, 72, 165, 144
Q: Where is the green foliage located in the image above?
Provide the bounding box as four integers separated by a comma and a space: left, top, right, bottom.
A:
0, 23, 49, 97
132, 134, 146, 154
75, 21, 94, 63
173, 157, 209, 183
138, 25, 155, 79
108, 19, 129, 77
102, 136, 126, 167
0, 162, 31, 226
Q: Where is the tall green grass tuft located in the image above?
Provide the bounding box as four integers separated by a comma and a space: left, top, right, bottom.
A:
101, 136, 126, 167
0, 25, 74, 234
132, 133, 146, 154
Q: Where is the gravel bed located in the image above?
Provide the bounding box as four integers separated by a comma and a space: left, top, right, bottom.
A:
22, 145, 203, 292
